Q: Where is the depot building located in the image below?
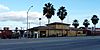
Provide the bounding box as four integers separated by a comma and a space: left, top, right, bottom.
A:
28, 22, 85, 38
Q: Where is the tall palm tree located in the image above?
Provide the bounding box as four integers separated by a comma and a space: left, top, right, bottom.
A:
72, 19, 79, 28
43, 3, 55, 37
72, 19, 79, 36
83, 19, 90, 29
57, 6, 67, 22
91, 15, 99, 34
43, 2, 55, 24
57, 6, 67, 36
83, 19, 90, 35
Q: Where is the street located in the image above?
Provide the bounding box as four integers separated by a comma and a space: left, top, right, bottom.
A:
0, 36, 100, 50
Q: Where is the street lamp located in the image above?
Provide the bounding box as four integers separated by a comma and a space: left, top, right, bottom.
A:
27, 6, 33, 30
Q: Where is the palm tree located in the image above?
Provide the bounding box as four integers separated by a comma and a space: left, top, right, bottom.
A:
83, 19, 90, 35
43, 3, 55, 37
14, 27, 20, 38
15, 27, 18, 33
72, 19, 79, 36
72, 19, 79, 28
57, 6, 67, 36
43, 2, 55, 24
57, 6, 67, 22
83, 19, 90, 29
91, 15, 99, 30
91, 15, 99, 35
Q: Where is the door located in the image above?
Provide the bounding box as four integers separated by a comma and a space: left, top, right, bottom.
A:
40, 31, 46, 37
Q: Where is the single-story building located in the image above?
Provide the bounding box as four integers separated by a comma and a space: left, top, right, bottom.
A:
28, 22, 84, 38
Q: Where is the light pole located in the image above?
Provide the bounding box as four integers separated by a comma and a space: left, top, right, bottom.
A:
27, 6, 33, 38
29, 22, 31, 29
27, 6, 33, 30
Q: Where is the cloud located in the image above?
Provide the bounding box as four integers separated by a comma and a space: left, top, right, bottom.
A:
0, 4, 10, 11
0, 4, 47, 26
0, 11, 43, 22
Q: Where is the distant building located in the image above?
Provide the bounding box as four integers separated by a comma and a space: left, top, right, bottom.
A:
0, 27, 12, 39
87, 27, 100, 36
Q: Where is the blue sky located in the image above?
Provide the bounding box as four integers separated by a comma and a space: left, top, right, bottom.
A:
0, 0, 100, 30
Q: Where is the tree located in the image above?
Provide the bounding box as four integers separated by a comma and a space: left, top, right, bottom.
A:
91, 15, 99, 31
43, 2, 55, 24
72, 19, 79, 36
83, 19, 90, 29
57, 6, 67, 36
72, 19, 79, 28
43, 3, 55, 37
91, 15, 99, 35
14, 27, 20, 39
57, 6, 67, 22
15, 27, 18, 32
83, 19, 90, 35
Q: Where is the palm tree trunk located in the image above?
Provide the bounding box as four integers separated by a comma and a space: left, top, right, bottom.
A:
76, 28, 77, 36
94, 25, 96, 36
61, 20, 63, 36
39, 19, 41, 26
94, 25, 96, 31
48, 18, 50, 24
48, 18, 50, 37
61, 20, 63, 23
62, 26, 63, 37
85, 27, 87, 35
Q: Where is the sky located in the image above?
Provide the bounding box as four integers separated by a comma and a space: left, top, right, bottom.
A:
0, 0, 100, 30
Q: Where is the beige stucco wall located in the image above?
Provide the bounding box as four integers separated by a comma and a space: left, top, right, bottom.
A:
67, 30, 84, 36
48, 25, 56, 28
68, 31, 77, 36
30, 29, 85, 37
48, 24, 69, 29
55, 25, 69, 29
77, 31, 86, 36
45, 29, 68, 36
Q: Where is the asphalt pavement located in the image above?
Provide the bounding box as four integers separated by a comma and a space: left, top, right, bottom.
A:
0, 36, 100, 50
